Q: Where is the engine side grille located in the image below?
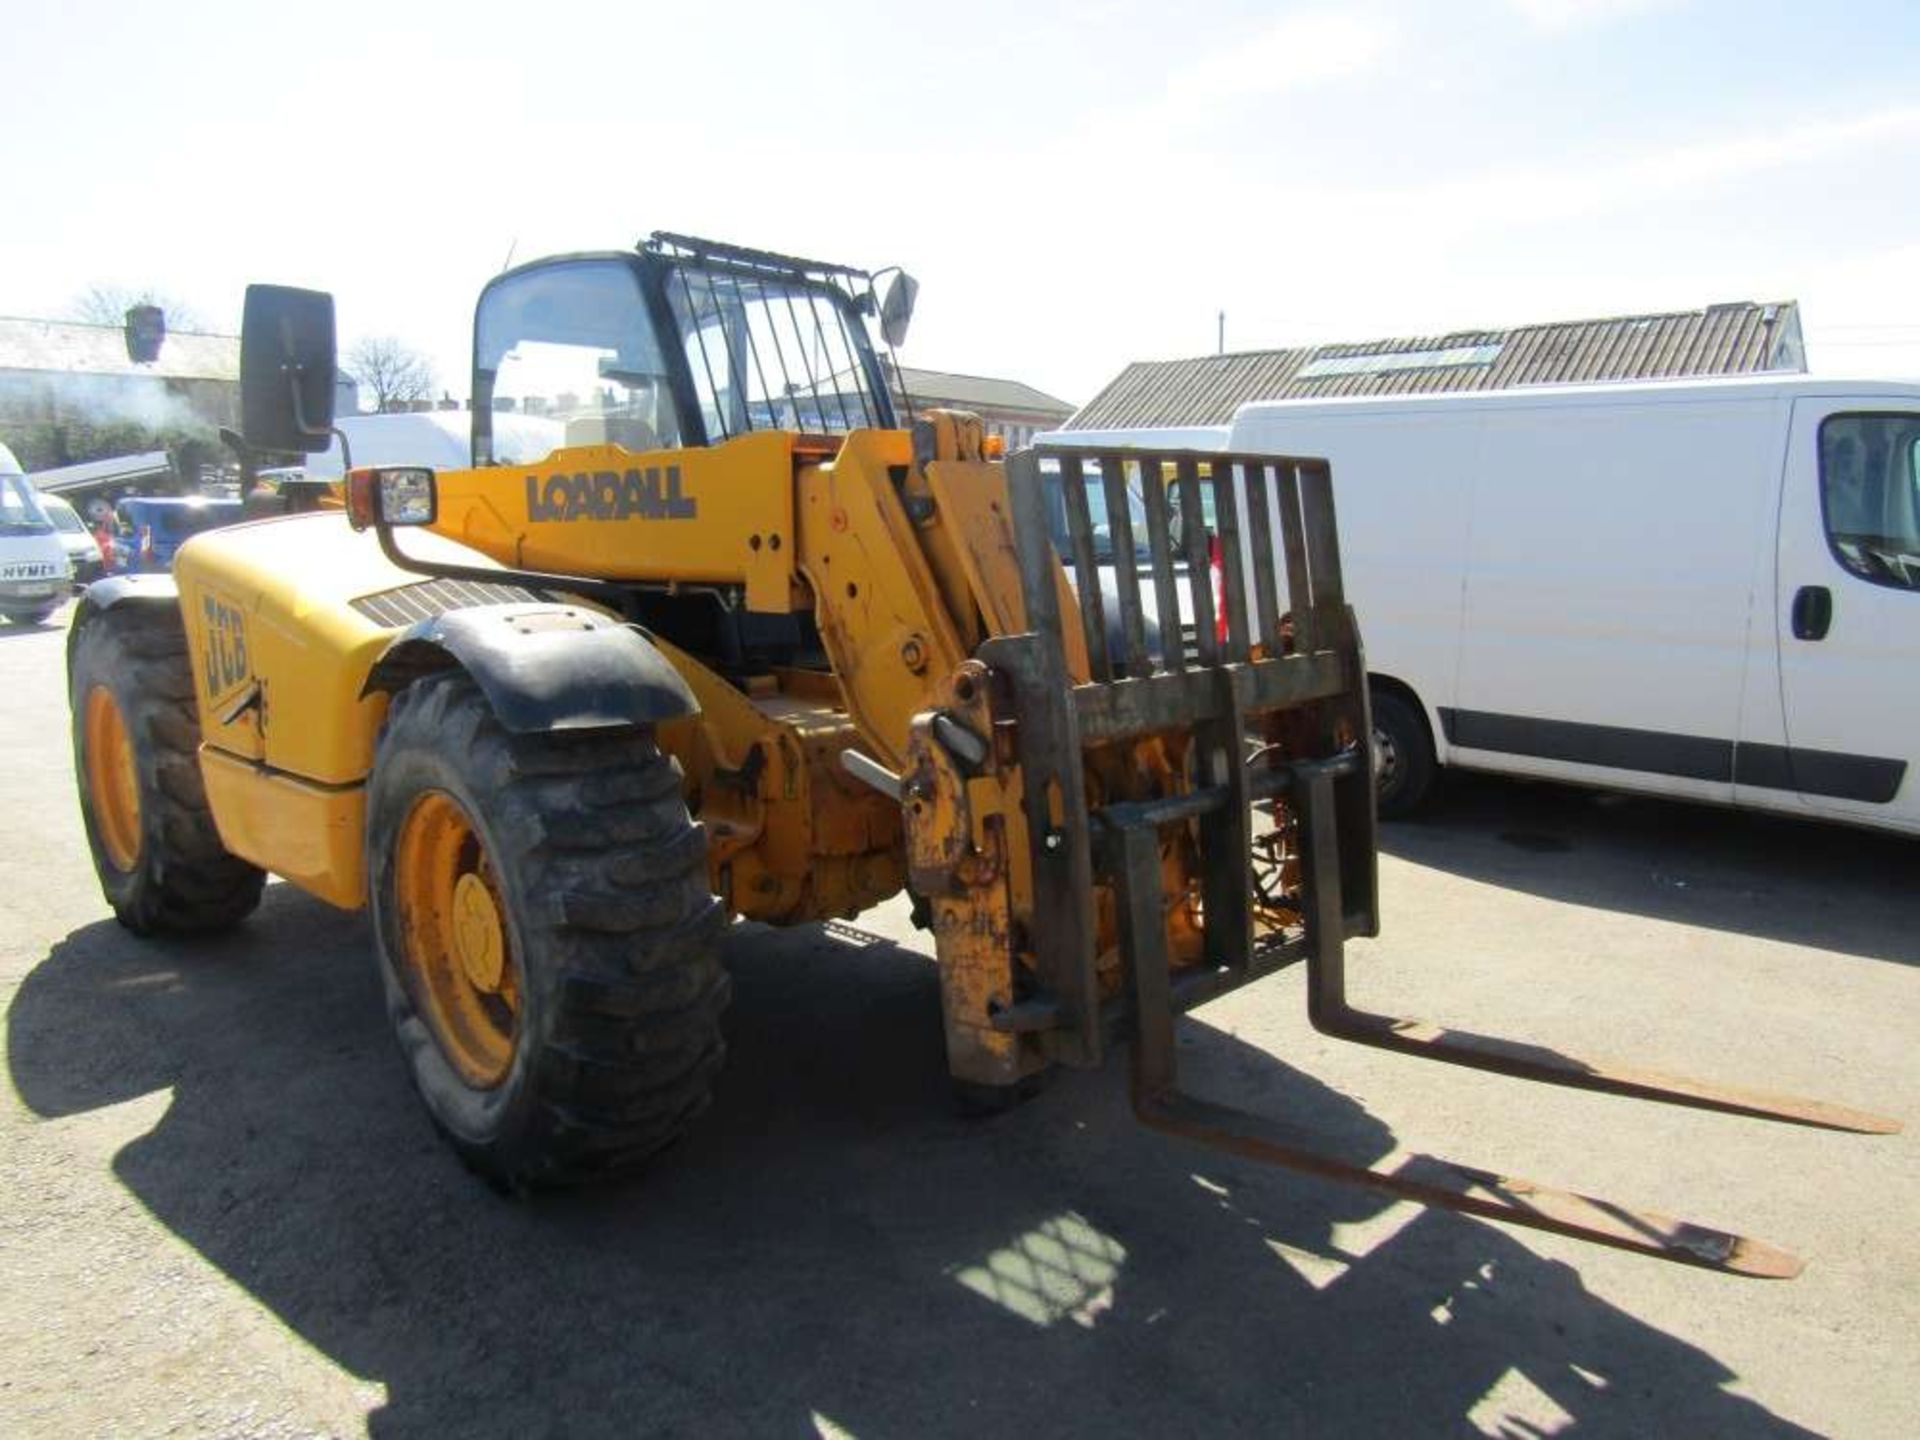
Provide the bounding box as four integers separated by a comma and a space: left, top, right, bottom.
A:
350, 577, 542, 628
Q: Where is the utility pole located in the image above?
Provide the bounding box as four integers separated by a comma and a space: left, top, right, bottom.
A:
1218, 310, 1225, 355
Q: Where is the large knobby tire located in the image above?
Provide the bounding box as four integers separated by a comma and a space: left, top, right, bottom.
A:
1371, 686, 1437, 820
69, 605, 266, 934
366, 671, 729, 1188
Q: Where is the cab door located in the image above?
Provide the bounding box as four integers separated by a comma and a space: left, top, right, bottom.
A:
1766, 399, 1920, 831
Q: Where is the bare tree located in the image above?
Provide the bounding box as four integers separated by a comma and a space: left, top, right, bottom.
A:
346, 336, 438, 414
69, 284, 205, 332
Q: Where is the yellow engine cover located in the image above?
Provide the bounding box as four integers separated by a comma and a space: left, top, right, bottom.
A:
173, 511, 516, 785
172, 513, 539, 907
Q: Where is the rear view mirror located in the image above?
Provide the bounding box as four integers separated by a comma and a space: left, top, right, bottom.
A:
878, 270, 919, 348
241, 284, 338, 454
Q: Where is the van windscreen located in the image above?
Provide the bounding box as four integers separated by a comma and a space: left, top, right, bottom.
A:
1, 477, 54, 537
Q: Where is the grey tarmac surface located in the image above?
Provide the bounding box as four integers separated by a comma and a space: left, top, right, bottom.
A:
2, 602, 1914, 1438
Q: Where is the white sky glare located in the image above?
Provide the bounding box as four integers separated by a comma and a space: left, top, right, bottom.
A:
4, 0, 1918, 408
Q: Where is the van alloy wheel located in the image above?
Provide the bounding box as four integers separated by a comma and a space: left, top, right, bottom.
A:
1371, 721, 1400, 797
1368, 688, 1435, 819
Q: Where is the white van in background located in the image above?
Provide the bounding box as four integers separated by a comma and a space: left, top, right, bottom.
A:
1223, 376, 1920, 835
1053, 375, 1920, 836
38, 492, 106, 586
0, 442, 73, 625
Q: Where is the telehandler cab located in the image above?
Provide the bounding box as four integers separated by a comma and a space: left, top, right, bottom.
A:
67, 233, 1894, 1277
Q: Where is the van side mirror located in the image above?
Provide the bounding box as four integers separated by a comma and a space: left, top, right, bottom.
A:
878, 270, 919, 348
241, 284, 338, 454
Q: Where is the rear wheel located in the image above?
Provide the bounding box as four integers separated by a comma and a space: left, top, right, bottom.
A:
1370, 687, 1436, 819
69, 605, 266, 933
367, 671, 729, 1188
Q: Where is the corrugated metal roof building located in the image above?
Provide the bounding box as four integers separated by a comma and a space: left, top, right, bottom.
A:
1068, 299, 1805, 430
896, 366, 1072, 417
893, 365, 1075, 448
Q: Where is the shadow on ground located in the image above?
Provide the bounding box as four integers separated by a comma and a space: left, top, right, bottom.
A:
9, 886, 1813, 1437
0, 615, 65, 638
1382, 772, 1918, 966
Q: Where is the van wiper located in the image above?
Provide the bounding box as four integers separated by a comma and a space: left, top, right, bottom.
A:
1834, 532, 1920, 585
1874, 546, 1920, 586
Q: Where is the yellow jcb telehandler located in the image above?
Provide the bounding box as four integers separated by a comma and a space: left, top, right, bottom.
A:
67, 233, 1895, 1276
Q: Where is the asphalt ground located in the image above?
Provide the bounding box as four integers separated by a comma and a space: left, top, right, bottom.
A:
2, 602, 1914, 1438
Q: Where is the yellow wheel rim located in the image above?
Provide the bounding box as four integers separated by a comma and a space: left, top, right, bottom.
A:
84, 685, 142, 872
393, 790, 522, 1088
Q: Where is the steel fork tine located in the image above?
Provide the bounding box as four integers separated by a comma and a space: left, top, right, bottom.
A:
1291, 762, 1900, 1135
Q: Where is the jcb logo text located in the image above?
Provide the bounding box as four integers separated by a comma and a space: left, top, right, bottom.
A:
201, 593, 249, 701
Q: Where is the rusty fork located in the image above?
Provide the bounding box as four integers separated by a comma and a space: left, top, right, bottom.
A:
1124, 759, 1898, 1281
1006, 445, 1898, 1281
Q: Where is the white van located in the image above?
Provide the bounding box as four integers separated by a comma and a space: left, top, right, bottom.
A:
0, 442, 73, 625
1214, 376, 1920, 835
38, 492, 106, 586
1053, 375, 1920, 836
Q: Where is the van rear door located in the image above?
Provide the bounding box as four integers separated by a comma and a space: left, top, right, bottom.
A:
1767, 398, 1920, 831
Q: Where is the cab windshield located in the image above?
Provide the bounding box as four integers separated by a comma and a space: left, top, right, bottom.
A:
475, 258, 683, 464
1, 476, 54, 537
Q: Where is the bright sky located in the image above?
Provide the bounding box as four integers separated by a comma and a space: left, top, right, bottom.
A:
6, 0, 1920, 408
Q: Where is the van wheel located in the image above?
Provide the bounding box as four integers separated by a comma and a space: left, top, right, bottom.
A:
1371, 688, 1435, 819
69, 605, 267, 933
366, 671, 730, 1189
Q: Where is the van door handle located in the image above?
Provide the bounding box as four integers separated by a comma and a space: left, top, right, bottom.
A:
1790, 585, 1832, 641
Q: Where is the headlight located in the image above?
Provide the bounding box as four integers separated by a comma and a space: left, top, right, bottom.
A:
346, 467, 437, 531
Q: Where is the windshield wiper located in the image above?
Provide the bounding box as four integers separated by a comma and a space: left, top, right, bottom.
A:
1834, 531, 1920, 583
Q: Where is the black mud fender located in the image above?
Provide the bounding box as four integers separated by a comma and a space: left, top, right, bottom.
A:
74, 572, 180, 615
360, 603, 698, 734
68, 574, 181, 659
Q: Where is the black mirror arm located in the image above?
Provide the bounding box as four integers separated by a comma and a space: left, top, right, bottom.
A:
287, 366, 330, 442
285, 373, 353, 472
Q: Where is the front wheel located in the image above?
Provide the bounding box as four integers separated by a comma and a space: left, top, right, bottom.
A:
69, 605, 265, 933
366, 671, 729, 1188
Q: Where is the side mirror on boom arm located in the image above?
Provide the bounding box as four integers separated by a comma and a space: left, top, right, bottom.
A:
240, 284, 338, 455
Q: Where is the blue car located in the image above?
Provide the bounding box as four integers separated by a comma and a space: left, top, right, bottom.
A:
114, 496, 245, 573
